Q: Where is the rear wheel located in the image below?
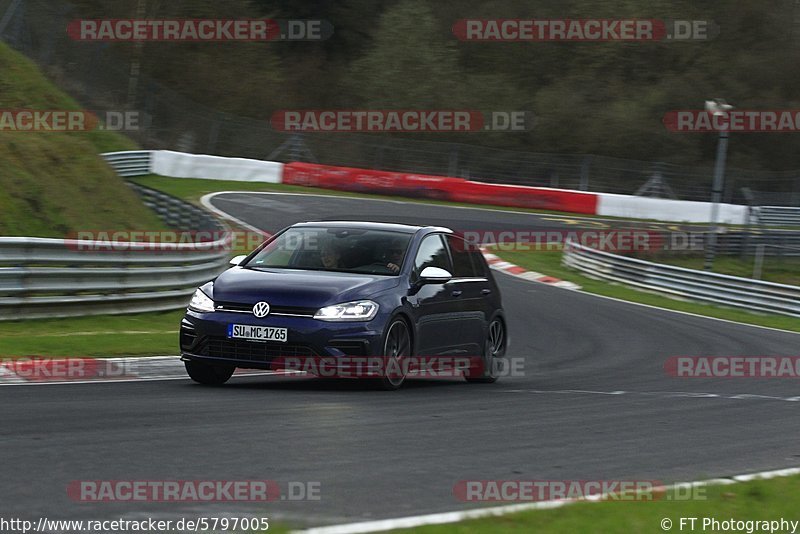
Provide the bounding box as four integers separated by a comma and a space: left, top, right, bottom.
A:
185, 360, 235, 385
466, 318, 506, 383
371, 318, 412, 390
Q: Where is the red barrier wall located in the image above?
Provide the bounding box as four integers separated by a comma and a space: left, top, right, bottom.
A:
283, 162, 598, 214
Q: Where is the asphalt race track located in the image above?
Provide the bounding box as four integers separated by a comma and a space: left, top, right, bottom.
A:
3, 193, 800, 529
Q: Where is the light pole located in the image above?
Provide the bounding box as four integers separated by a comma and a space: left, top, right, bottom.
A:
703, 99, 733, 271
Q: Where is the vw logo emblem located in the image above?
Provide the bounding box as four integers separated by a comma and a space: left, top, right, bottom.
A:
252, 301, 270, 318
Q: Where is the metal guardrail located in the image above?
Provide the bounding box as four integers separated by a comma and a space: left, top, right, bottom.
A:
0, 152, 233, 320
0, 236, 232, 320
714, 231, 800, 256
102, 151, 152, 177
129, 182, 225, 232
562, 240, 800, 317
755, 206, 800, 227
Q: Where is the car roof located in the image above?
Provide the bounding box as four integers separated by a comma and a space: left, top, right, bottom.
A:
292, 220, 452, 235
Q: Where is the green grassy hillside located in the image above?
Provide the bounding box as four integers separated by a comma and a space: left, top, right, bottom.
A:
0, 42, 165, 237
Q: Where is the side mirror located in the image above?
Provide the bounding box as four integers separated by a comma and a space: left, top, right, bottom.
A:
419, 266, 452, 283
229, 254, 247, 266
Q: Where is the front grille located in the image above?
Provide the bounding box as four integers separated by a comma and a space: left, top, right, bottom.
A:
214, 301, 316, 317
205, 336, 318, 362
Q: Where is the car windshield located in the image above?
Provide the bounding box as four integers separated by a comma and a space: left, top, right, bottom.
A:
244, 227, 412, 276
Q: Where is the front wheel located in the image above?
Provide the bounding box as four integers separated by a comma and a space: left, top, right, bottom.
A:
466, 318, 506, 383
185, 360, 235, 385
370, 318, 412, 390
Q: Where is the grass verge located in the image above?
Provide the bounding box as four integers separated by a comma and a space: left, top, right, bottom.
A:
491, 246, 800, 332
0, 311, 183, 357
390, 475, 800, 533
643, 253, 800, 286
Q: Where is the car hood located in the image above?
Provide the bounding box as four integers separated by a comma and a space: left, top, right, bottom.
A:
211, 267, 400, 307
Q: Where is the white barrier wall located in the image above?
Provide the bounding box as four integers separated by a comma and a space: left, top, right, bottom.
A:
139, 150, 749, 224
151, 150, 284, 183
596, 193, 748, 224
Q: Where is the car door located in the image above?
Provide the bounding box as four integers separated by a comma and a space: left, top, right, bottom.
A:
408, 233, 465, 356
445, 234, 490, 357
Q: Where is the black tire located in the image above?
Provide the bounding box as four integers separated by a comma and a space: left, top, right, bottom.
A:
185, 360, 235, 385
370, 317, 412, 390
466, 317, 506, 383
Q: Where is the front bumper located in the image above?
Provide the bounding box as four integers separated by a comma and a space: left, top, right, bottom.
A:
180, 310, 384, 371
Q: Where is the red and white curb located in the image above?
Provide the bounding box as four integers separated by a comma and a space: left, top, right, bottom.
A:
0, 356, 281, 385
480, 248, 581, 290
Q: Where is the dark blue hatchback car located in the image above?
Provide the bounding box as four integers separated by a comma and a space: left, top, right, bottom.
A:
180, 221, 506, 389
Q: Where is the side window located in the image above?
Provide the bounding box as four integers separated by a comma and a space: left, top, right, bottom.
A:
447, 235, 480, 278
414, 234, 451, 278
469, 248, 488, 277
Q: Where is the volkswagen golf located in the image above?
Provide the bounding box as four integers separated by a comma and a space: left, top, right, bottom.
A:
180, 221, 506, 389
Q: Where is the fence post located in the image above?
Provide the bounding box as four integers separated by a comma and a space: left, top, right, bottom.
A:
550, 170, 559, 188
793, 176, 800, 206
207, 118, 220, 154
752, 244, 765, 279
740, 187, 754, 259
373, 143, 385, 170
447, 145, 459, 177
579, 156, 591, 191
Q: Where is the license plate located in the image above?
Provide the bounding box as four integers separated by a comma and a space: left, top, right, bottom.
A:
227, 324, 287, 342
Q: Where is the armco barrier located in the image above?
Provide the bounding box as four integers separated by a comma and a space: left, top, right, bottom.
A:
129, 182, 225, 232
756, 206, 800, 227
101, 151, 152, 177
0, 235, 232, 320
282, 162, 599, 214
562, 240, 800, 317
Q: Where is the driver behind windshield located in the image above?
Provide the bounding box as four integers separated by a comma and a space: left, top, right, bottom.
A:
383, 241, 405, 273
319, 239, 342, 269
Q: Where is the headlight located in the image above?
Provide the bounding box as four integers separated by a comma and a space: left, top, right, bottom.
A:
188, 288, 215, 313
314, 300, 379, 321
